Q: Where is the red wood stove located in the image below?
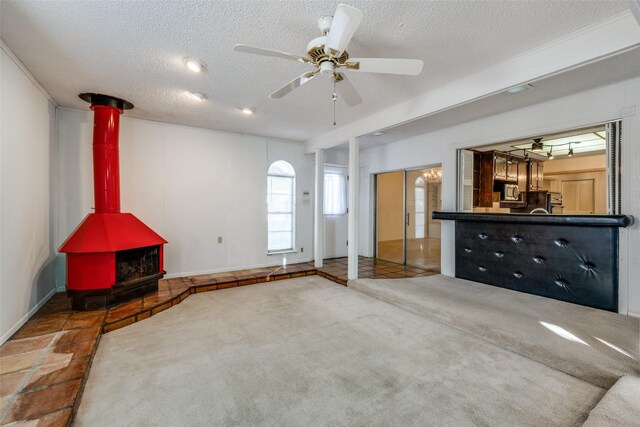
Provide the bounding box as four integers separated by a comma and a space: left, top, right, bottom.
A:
59, 93, 167, 310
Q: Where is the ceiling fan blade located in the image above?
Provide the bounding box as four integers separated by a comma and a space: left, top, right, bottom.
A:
345, 58, 424, 75
233, 44, 310, 63
269, 71, 318, 99
334, 73, 362, 107
324, 4, 363, 55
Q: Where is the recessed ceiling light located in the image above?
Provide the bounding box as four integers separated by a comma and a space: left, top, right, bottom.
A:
241, 107, 255, 115
373, 131, 387, 136
506, 84, 533, 95
189, 91, 207, 101
183, 57, 206, 73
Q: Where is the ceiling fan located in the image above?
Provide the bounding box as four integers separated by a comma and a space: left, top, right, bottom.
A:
233, 4, 424, 107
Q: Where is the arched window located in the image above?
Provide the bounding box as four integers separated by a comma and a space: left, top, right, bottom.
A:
414, 176, 425, 239
267, 161, 295, 252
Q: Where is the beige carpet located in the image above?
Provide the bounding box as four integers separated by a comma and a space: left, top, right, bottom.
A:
350, 275, 640, 389
583, 375, 640, 426
77, 277, 607, 426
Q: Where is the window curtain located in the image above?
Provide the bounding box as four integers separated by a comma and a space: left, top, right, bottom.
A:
324, 173, 347, 215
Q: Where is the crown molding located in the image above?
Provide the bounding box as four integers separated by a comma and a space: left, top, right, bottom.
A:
1, 38, 57, 106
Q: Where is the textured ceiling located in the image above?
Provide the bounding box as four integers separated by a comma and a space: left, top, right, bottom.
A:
0, 0, 631, 142
352, 46, 640, 151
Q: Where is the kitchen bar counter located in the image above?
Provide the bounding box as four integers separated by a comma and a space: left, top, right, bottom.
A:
432, 212, 633, 227
433, 212, 634, 312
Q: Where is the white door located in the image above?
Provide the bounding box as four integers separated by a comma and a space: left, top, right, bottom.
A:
561, 179, 595, 214
323, 167, 349, 258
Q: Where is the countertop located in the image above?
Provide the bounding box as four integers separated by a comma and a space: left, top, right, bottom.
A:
432, 212, 634, 227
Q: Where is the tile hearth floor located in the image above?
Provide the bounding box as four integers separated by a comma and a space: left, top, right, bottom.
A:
316, 256, 439, 285
0, 257, 434, 426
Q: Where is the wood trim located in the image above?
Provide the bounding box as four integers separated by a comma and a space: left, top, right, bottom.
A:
544, 168, 606, 175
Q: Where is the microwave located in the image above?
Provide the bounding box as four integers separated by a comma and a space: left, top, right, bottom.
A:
504, 184, 520, 201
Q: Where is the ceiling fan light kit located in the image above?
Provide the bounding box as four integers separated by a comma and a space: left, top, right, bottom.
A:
319, 61, 335, 76
317, 16, 333, 35
233, 3, 424, 116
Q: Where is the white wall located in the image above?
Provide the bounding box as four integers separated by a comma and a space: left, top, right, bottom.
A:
359, 77, 640, 317
324, 148, 349, 166
55, 109, 314, 283
1, 45, 57, 344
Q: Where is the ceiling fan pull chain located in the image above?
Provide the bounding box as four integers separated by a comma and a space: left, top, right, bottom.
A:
332, 78, 337, 126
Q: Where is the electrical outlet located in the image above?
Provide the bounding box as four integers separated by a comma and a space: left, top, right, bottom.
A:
217, 236, 223, 244
301, 247, 304, 253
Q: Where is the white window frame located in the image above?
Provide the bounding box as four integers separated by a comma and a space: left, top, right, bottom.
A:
267, 161, 296, 254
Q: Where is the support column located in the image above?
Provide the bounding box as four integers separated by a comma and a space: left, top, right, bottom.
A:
348, 137, 359, 280
314, 149, 324, 268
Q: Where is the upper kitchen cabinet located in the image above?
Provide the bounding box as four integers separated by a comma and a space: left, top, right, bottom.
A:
507, 157, 519, 181
528, 160, 544, 190
494, 152, 507, 180
477, 151, 523, 207
493, 152, 519, 182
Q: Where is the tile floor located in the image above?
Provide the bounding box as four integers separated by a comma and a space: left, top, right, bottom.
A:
315, 256, 439, 285
0, 293, 101, 426
0, 257, 434, 425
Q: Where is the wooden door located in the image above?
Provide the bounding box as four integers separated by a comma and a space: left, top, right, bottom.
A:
376, 171, 405, 264
562, 179, 595, 214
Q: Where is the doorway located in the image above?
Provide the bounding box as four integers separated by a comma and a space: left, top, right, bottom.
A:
375, 166, 442, 271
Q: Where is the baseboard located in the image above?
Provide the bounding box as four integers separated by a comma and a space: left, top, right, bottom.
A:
163, 258, 314, 279
627, 309, 640, 319
0, 287, 58, 346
